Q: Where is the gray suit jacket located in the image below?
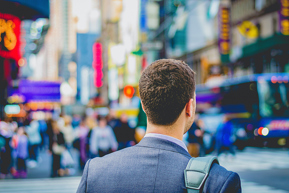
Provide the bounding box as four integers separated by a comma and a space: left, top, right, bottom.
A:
77, 137, 241, 193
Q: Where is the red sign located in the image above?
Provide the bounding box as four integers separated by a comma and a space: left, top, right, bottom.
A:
0, 13, 21, 61
92, 42, 103, 88
124, 85, 135, 98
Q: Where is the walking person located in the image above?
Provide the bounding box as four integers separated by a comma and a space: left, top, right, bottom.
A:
89, 115, 118, 158
113, 113, 136, 150
11, 127, 29, 178
187, 120, 203, 157
60, 116, 75, 150
49, 120, 66, 177
215, 115, 236, 158
77, 59, 241, 193
75, 119, 89, 169
0, 121, 13, 179
26, 119, 42, 168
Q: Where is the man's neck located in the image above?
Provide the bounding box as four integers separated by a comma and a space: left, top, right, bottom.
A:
145, 121, 185, 141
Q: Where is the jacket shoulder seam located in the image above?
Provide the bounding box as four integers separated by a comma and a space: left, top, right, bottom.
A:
219, 171, 234, 193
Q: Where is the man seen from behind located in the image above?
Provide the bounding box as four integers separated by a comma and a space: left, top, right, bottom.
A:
77, 59, 241, 193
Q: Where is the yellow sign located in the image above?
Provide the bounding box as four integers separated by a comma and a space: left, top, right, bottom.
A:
219, 7, 230, 55
280, 0, 289, 35
237, 21, 258, 39
0, 19, 17, 50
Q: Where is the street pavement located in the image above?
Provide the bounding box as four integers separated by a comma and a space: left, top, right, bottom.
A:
0, 147, 288, 192
0, 176, 81, 193
218, 147, 289, 193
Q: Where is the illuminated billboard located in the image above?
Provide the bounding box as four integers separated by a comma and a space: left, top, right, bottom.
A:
0, 13, 21, 61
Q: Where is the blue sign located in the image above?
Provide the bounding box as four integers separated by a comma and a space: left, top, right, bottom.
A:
140, 0, 148, 32
8, 80, 61, 102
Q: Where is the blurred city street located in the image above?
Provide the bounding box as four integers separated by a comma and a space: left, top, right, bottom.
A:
1, 147, 289, 193
0, 0, 289, 192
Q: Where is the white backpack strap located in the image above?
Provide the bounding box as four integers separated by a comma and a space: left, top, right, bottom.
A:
184, 156, 219, 193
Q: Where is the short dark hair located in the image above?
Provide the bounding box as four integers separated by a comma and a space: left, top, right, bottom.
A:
139, 59, 195, 125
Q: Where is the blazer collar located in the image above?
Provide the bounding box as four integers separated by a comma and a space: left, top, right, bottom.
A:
136, 136, 191, 157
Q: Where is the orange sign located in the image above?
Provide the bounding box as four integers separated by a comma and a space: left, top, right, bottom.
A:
0, 13, 21, 61
124, 85, 135, 98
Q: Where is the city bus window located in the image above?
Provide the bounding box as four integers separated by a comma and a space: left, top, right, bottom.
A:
258, 80, 289, 117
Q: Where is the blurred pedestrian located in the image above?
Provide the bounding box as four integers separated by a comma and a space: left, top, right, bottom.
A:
84, 115, 97, 157
107, 110, 118, 129
49, 120, 66, 177
60, 116, 75, 150
26, 119, 42, 168
187, 118, 204, 157
75, 119, 89, 169
89, 115, 118, 158
11, 127, 29, 178
0, 121, 13, 178
113, 113, 136, 150
38, 118, 48, 150
215, 115, 236, 158
72, 114, 81, 129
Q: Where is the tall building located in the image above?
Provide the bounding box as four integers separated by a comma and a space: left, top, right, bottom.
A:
58, 0, 76, 81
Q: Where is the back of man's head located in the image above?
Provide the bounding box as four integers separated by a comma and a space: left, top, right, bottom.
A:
139, 59, 195, 126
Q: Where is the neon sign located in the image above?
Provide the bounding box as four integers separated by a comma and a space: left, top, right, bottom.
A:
92, 42, 103, 88
0, 13, 21, 61
218, 7, 230, 55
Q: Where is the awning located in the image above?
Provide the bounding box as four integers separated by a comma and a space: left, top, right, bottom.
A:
241, 34, 289, 58
1, 0, 49, 20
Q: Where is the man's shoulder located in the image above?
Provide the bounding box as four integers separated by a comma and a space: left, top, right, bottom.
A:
204, 163, 241, 193
88, 143, 190, 170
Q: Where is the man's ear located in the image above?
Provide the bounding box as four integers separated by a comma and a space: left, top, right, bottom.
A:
140, 101, 146, 114
185, 98, 195, 118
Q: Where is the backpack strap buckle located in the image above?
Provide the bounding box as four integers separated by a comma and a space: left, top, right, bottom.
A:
184, 156, 219, 192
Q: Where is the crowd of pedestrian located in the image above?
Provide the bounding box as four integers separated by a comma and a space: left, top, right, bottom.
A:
0, 110, 137, 179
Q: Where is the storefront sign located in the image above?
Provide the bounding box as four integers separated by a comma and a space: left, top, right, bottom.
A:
8, 80, 61, 102
237, 21, 258, 39
0, 13, 21, 61
218, 7, 230, 55
279, 0, 289, 35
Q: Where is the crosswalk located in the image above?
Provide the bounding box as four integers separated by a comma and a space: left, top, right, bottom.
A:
0, 176, 81, 193
218, 147, 289, 172
0, 176, 289, 193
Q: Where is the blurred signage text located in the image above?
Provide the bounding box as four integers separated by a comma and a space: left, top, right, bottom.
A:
141, 41, 163, 50
8, 80, 61, 102
218, 7, 230, 55
0, 13, 21, 61
268, 120, 289, 130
